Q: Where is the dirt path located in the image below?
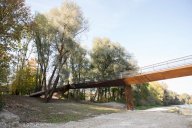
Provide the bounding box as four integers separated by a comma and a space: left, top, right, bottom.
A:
21, 107, 192, 128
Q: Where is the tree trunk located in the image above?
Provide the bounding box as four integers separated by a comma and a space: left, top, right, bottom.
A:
84, 89, 85, 101
43, 71, 47, 101
46, 74, 60, 102
97, 87, 100, 102
120, 87, 123, 100
91, 88, 99, 102
47, 66, 57, 92
90, 89, 92, 101
67, 81, 69, 99
35, 65, 39, 90
113, 89, 115, 101
105, 87, 107, 98
72, 89, 76, 99
108, 87, 111, 102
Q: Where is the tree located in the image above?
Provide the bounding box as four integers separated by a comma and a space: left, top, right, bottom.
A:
33, 13, 53, 99
0, 0, 32, 42
33, 0, 88, 102
12, 58, 37, 95
0, 0, 32, 87
70, 45, 90, 84
90, 37, 136, 78
90, 37, 137, 101
0, 45, 10, 85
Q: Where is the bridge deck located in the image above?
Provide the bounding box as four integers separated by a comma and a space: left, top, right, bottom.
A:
30, 64, 192, 97
70, 64, 192, 89
123, 64, 192, 85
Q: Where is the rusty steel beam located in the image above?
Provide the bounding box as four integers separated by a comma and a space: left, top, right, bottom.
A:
69, 79, 126, 89
123, 64, 192, 85
124, 85, 134, 110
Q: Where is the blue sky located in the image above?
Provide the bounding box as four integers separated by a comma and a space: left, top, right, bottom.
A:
26, 0, 192, 95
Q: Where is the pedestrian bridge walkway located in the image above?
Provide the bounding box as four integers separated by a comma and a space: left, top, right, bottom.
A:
30, 55, 192, 109
57, 55, 192, 89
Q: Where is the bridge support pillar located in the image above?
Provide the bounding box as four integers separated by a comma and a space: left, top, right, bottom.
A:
124, 85, 134, 110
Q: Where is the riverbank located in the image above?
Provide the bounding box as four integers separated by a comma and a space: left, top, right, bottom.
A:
175, 104, 192, 116
20, 106, 192, 128
1, 96, 192, 128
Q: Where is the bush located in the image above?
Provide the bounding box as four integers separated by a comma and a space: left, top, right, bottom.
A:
147, 96, 156, 106
0, 95, 6, 111
0, 101, 5, 111
153, 97, 163, 105
138, 99, 149, 106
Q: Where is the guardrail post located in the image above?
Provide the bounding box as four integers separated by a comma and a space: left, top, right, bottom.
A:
183, 59, 186, 65
167, 62, 169, 68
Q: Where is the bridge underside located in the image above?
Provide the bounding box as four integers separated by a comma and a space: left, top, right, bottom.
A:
30, 64, 192, 110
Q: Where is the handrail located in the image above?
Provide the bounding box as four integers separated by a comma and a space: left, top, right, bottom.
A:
139, 55, 192, 74
140, 55, 192, 69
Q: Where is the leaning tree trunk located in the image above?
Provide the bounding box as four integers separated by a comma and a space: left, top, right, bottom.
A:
91, 88, 99, 102
46, 74, 60, 102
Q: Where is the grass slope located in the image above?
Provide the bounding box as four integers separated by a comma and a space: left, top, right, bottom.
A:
4, 95, 123, 123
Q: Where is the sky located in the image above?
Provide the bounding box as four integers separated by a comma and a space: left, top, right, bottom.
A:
25, 0, 192, 95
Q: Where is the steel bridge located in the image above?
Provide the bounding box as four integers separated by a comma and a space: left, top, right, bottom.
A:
30, 55, 192, 110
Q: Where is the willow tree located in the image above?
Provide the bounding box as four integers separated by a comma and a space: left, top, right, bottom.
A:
69, 45, 90, 99
70, 45, 89, 84
90, 37, 136, 78
33, 13, 53, 99
90, 37, 137, 101
34, 1, 88, 102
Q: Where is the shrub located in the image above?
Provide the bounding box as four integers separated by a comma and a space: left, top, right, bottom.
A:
0, 94, 6, 111
138, 99, 149, 106
0, 101, 5, 111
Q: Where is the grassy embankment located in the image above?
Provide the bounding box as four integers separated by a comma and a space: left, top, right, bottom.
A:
3, 95, 169, 123
4, 95, 123, 123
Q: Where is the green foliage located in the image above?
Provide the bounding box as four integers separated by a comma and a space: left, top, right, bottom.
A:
0, 44, 10, 85
0, 0, 33, 87
90, 37, 137, 77
11, 59, 37, 95
0, 95, 5, 111
69, 45, 90, 84
0, 0, 32, 42
0, 101, 5, 111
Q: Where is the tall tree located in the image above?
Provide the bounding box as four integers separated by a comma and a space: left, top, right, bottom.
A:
69, 44, 90, 99
90, 37, 137, 101
33, 13, 53, 99
34, 1, 88, 102
0, 0, 32, 86
90, 37, 136, 78
70, 45, 90, 84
